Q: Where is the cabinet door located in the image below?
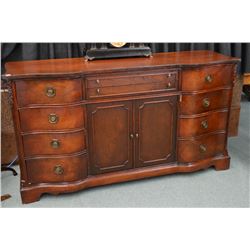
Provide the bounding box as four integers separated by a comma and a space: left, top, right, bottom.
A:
88, 101, 133, 174
135, 96, 177, 167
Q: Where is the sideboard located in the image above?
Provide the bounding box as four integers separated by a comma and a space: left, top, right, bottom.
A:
3, 51, 240, 203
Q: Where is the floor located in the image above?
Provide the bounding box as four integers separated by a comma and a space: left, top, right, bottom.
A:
1, 96, 250, 208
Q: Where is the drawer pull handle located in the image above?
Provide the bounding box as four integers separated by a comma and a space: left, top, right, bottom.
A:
205, 75, 213, 83
199, 144, 207, 153
46, 87, 56, 97
96, 88, 100, 94
96, 79, 100, 84
135, 133, 139, 138
48, 114, 59, 124
167, 82, 171, 88
202, 98, 210, 108
51, 139, 60, 148
130, 134, 134, 139
54, 165, 64, 175
201, 120, 208, 129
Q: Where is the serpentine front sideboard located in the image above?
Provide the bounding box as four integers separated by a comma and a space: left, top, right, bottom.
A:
3, 51, 240, 204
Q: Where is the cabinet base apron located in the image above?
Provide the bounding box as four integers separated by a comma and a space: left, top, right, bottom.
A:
21, 154, 230, 204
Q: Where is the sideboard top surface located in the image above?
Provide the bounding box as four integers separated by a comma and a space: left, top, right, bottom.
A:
4, 51, 240, 79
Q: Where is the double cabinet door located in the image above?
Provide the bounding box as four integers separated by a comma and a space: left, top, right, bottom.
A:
87, 96, 177, 174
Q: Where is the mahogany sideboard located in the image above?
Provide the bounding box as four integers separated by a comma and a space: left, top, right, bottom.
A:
3, 51, 240, 204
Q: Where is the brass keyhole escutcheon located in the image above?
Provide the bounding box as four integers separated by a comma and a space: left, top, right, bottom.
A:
202, 98, 210, 108
205, 74, 213, 83
46, 87, 56, 97
48, 114, 59, 124
54, 165, 64, 175
51, 139, 60, 148
199, 144, 207, 153
201, 120, 208, 129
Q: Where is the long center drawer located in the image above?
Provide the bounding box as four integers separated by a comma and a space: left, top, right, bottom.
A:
86, 70, 178, 98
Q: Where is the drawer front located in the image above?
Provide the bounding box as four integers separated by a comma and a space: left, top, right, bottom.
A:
179, 110, 228, 137
86, 71, 178, 98
178, 133, 226, 163
26, 153, 87, 184
16, 79, 83, 106
19, 105, 85, 132
182, 64, 234, 91
23, 130, 86, 157
180, 89, 231, 115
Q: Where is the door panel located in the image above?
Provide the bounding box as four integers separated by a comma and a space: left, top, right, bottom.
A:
135, 96, 177, 167
88, 101, 133, 174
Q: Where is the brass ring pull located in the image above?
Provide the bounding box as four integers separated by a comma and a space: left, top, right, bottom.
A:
48, 114, 59, 124
205, 75, 213, 83
54, 165, 64, 175
202, 98, 210, 108
199, 144, 207, 153
51, 139, 60, 148
201, 120, 208, 129
46, 87, 56, 97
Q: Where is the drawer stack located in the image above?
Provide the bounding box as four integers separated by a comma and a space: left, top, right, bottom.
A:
178, 64, 234, 163
15, 78, 87, 184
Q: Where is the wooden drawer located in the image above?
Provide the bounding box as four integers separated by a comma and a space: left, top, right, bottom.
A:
182, 64, 234, 91
19, 105, 85, 132
26, 153, 87, 184
86, 70, 178, 98
23, 130, 86, 157
15, 78, 83, 107
180, 89, 231, 115
178, 132, 226, 163
178, 110, 228, 137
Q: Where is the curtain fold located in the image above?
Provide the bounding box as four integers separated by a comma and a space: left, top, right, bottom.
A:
1, 43, 250, 73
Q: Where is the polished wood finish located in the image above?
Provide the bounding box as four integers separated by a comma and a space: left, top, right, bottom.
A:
228, 76, 242, 136
26, 152, 87, 184
135, 96, 177, 167
3, 51, 240, 203
228, 107, 241, 137
4, 51, 238, 79
88, 101, 133, 174
15, 78, 83, 106
86, 70, 178, 98
179, 110, 228, 137
178, 132, 226, 163
22, 130, 86, 157
1, 82, 17, 164
86, 70, 178, 88
19, 105, 85, 132
180, 89, 231, 115
181, 64, 233, 91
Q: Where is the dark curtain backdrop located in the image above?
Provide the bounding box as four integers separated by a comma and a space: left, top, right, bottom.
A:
1, 43, 250, 73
